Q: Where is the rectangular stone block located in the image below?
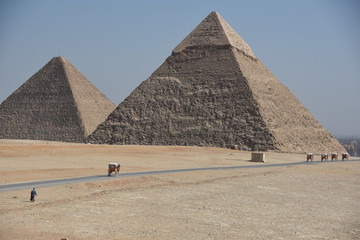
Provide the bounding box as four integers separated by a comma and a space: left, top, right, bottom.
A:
251, 152, 266, 162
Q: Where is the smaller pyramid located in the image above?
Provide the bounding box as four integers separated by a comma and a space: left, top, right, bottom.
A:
0, 57, 116, 142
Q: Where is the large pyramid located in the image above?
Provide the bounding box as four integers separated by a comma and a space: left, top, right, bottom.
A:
88, 12, 344, 153
0, 57, 116, 142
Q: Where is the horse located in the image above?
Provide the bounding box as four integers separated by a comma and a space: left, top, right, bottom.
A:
342, 153, 349, 161
306, 153, 313, 162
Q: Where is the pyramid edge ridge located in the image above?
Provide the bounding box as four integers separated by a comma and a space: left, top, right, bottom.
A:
58, 57, 88, 139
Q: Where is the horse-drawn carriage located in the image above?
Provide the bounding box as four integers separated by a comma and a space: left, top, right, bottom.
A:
108, 163, 120, 176
342, 153, 349, 161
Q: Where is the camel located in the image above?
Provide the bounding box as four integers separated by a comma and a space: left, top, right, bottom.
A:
342, 153, 349, 161
331, 152, 338, 161
321, 153, 328, 161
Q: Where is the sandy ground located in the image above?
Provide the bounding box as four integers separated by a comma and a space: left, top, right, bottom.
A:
0, 139, 359, 240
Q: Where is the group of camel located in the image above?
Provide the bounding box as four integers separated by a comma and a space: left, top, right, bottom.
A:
306, 152, 349, 162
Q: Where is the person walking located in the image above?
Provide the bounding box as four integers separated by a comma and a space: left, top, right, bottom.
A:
30, 188, 37, 202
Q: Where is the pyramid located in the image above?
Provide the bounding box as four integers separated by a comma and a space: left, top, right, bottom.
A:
0, 57, 116, 142
88, 12, 345, 153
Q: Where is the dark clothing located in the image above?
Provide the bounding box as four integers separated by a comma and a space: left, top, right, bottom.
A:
30, 189, 37, 202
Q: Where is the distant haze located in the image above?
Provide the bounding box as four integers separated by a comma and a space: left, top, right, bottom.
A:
0, 0, 359, 137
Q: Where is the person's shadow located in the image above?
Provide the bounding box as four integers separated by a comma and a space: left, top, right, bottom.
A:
21, 199, 36, 203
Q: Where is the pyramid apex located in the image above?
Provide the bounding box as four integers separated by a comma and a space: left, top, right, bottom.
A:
50, 56, 63, 60
50, 56, 67, 62
173, 11, 256, 59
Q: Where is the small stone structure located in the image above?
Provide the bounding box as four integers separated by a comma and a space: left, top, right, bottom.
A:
251, 152, 266, 162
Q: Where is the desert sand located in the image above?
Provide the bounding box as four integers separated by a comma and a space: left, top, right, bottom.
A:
0, 139, 359, 239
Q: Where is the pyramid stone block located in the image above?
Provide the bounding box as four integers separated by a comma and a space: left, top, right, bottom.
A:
0, 57, 116, 142
88, 12, 345, 153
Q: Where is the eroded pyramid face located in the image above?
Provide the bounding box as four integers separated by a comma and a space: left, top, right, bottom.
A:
0, 57, 116, 142
88, 12, 344, 153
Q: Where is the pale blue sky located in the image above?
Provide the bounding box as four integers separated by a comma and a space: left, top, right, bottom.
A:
0, 0, 359, 137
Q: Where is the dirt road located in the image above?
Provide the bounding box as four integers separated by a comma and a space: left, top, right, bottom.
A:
2, 160, 359, 192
